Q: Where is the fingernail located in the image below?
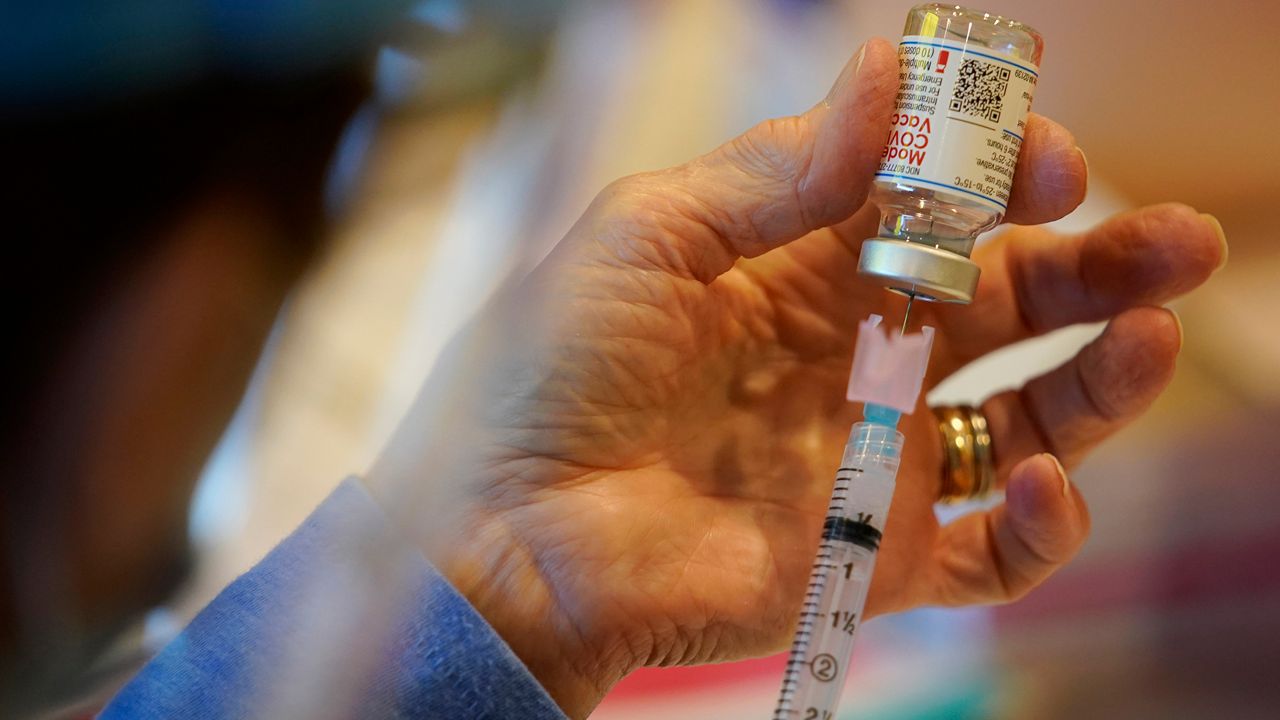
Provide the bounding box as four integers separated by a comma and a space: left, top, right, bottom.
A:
1044, 453, 1070, 498
1164, 307, 1184, 350
1200, 213, 1228, 271
1076, 146, 1089, 193
825, 42, 866, 106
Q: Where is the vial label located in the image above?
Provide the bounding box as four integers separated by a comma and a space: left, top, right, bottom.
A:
876, 35, 1039, 211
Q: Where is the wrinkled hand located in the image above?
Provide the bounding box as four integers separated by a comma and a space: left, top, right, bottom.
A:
369, 38, 1225, 717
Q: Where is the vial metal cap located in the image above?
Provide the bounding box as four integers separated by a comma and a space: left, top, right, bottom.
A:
857, 239, 980, 304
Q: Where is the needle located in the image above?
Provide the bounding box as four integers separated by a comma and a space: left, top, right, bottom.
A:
900, 292, 915, 335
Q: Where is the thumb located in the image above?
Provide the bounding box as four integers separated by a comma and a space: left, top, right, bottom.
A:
584, 37, 899, 282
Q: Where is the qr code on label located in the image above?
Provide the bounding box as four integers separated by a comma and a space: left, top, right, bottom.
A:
949, 58, 1010, 123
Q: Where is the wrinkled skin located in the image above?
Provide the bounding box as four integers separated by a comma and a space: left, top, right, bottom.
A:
370, 38, 1225, 717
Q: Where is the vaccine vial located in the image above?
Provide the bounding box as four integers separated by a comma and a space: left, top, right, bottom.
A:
858, 4, 1043, 303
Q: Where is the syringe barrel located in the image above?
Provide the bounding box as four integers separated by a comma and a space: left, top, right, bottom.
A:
773, 421, 905, 720
832, 422, 904, 535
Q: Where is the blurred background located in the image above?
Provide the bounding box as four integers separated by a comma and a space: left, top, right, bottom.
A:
8, 0, 1279, 718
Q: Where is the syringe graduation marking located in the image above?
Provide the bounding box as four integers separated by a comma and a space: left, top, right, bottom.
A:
774, 467, 876, 719
821, 468, 881, 549
825, 468, 861, 511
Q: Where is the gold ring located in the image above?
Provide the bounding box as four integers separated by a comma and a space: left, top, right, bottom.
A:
933, 405, 996, 503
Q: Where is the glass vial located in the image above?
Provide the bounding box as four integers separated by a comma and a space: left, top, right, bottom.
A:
858, 4, 1043, 303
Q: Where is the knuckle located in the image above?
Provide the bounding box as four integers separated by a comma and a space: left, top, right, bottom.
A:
595, 172, 656, 212
590, 173, 684, 235
723, 116, 806, 182
581, 170, 725, 280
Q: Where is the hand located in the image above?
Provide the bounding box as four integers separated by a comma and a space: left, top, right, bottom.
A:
369, 38, 1225, 717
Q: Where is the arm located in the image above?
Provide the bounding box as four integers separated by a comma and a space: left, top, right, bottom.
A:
101, 478, 565, 720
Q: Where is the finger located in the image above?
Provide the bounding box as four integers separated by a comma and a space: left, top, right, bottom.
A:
752, 113, 1086, 311
933, 203, 1224, 375
1002, 113, 1088, 225
931, 453, 1090, 606
583, 38, 899, 283
819, 113, 1086, 249
981, 305, 1181, 478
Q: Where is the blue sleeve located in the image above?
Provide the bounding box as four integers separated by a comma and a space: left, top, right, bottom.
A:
101, 478, 567, 720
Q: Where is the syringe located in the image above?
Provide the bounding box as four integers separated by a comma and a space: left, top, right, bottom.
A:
772, 404, 903, 720
773, 316, 933, 720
